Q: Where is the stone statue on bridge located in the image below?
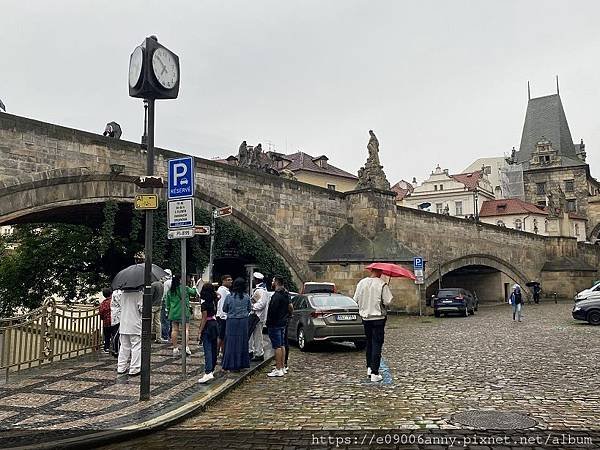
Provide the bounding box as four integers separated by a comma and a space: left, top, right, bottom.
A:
356, 130, 391, 191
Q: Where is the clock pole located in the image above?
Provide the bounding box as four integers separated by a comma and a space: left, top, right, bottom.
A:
140, 98, 155, 401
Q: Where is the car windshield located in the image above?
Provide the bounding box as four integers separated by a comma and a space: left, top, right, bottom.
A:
304, 283, 335, 293
437, 289, 460, 297
310, 295, 357, 308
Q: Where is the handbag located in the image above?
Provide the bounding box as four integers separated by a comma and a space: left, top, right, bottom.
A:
247, 313, 261, 338
109, 329, 120, 358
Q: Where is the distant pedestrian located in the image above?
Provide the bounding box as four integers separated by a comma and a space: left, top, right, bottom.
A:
222, 277, 252, 371
354, 268, 393, 383
151, 278, 165, 343
165, 274, 198, 357
533, 284, 541, 304
99, 287, 118, 353
249, 272, 269, 362
117, 289, 143, 376
161, 269, 173, 341
198, 283, 220, 384
266, 275, 293, 378
216, 274, 233, 358
510, 284, 523, 322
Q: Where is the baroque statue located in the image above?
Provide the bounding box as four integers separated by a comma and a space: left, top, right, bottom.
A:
356, 130, 391, 191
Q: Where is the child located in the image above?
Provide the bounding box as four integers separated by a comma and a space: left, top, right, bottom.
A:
99, 287, 117, 353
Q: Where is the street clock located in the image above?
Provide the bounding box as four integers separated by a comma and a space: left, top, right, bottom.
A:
128, 36, 180, 99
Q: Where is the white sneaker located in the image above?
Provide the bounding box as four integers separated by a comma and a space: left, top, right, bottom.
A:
367, 367, 372, 376
267, 368, 284, 377
185, 346, 192, 355
283, 367, 289, 374
371, 373, 383, 382
173, 348, 180, 357
198, 372, 214, 384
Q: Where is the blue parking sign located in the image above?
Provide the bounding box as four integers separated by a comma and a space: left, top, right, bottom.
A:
413, 257, 423, 270
168, 157, 194, 199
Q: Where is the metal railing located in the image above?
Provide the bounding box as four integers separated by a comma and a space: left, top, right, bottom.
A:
0, 298, 101, 381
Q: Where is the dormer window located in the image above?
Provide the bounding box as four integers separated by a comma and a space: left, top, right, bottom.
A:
313, 156, 328, 168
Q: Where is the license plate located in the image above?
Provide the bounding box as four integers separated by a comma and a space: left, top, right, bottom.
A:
442, 300, 452, 303
336, 314, 356, 321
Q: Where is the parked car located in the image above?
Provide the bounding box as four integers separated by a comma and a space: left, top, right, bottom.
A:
287, 293, 365, 351
433, 288, 478, 317
301, 282, 336, 294
574, 281, 600, 302
572, 298, 600, 325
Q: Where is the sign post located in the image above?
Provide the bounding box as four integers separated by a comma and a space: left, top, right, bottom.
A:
208, 206, 233, 282
167, 156, 195, 375
413, 257, 424, 316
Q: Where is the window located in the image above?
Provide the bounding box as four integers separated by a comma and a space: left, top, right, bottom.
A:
327, 184, 336, 190
544, 219, 549, 233
434, 185, 438, 191
496, 220, 505, 227
455, 201, 463, 216
484, 165, 492, 175
567, 199, 576, 212
515, 219, 522, 230
575, 223, 580, 237
533, 218, 539, 234
436, 203, 443, 214
439, 184, 443, 191
536, 182, 546, 195
537, 201, 547, 207
565, 180, 574, 193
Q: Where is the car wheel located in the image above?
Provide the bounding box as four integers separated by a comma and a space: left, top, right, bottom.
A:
353, 341, 366, 350
297, 326, 310, 351
587, 310, 600, 326
434, 310, 440, 318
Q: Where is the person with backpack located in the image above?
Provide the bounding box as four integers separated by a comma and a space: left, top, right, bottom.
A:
353, 267, 393, 383
165, 274, 198, 357
510, 284, 524, 321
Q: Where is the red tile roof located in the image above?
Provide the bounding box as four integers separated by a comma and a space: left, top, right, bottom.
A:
450, 170, 483, 190
391, 180, 414, 201
480, 198, 547, 217
278, 151, 358, 180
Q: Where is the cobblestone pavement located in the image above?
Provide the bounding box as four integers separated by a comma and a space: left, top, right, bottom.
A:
0, 321, 272, 448
115, 301, 600, 449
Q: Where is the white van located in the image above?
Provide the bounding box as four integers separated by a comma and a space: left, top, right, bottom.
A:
575, 281, 600, 302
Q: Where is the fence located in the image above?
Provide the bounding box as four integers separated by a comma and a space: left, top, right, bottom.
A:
0, 298, 101, 381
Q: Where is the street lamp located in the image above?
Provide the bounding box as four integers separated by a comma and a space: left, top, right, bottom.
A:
128, 35, 180, 401
473, 188, 479, 221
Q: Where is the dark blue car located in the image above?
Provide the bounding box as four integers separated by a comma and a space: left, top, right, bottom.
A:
433, 288, 478, 318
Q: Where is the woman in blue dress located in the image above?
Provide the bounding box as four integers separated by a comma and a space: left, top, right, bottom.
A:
222, 277, 252, 371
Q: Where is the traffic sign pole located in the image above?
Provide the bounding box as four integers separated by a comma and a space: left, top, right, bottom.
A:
208, 207, 216, 281
180, 239, 187, 374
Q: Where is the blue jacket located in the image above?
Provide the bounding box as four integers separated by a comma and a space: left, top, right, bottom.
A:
223, 293, 252, 319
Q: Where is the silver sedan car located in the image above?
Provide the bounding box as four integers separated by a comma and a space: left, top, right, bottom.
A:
287, 293, 365, 351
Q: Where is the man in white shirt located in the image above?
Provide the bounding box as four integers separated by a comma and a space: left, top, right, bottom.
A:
216, 274, 233, 357
117, 289, 143, 376
353, 268, 393, 383
249, 272, 269, 361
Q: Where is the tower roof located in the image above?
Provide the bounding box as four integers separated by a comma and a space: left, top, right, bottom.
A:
516, 94, 582, 167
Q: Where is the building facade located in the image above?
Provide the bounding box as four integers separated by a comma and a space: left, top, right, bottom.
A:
463, 157, 509, 199
402, 165, 495, 217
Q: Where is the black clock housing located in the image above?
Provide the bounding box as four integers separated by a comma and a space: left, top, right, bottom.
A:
129, 36, 180, 100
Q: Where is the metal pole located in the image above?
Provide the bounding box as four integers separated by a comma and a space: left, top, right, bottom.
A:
418, 284, 422, 317
140, 98, 155, 401
208, 207, 216, 282
180, 239, 187, 374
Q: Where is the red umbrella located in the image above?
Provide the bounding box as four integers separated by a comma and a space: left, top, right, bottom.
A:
366, 263, 416, 280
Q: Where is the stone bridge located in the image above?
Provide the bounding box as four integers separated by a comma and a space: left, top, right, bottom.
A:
1, 113, 598, 311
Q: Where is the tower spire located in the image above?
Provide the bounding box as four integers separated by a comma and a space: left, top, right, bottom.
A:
556, 75, 559, 95
527, 81, 530, 100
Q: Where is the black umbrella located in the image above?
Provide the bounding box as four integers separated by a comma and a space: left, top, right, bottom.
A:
525, 281, 540, 287
111, 263, 168, 291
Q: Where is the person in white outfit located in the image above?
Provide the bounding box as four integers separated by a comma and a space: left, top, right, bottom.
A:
117, 289, 143, 376
249, 272, 269, 362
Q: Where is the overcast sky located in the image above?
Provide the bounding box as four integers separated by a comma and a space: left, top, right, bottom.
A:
4, 1, 600, 184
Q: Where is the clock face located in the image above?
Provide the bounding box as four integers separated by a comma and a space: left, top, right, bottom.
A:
152, 47, 178, 89
128, 46, 143, 88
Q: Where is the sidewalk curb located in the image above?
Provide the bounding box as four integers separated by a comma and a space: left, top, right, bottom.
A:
15, 355, 274, 450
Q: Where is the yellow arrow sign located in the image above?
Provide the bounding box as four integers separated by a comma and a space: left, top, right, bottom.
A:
135, 194, 159, 210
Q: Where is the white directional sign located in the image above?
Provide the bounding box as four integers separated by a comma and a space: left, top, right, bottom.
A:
194, 225, 211, 235
214, 206, 233, 218
168, 228, 194, 240
167, 157, 194, 199
168, 198, 194, 229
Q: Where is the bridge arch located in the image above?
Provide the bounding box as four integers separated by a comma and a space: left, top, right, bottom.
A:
424, 254, 533, 302
0, 168, 307, 283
